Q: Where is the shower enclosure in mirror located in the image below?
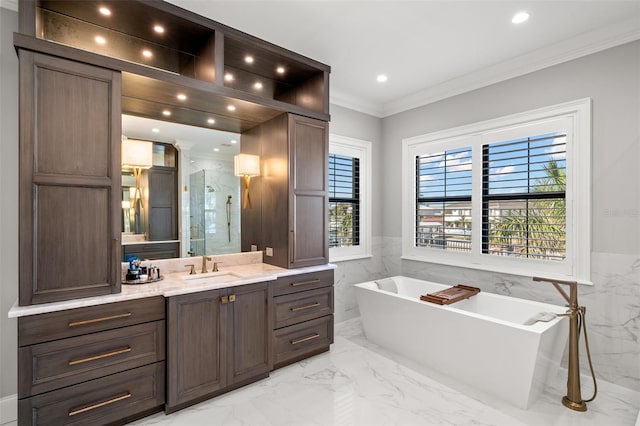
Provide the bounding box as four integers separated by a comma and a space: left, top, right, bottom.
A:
188, 167, 240, 256
121, 114, 242, 259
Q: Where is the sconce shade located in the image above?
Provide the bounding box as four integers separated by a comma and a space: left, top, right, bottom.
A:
234, 154, 260, 177
122, 139, 153, 169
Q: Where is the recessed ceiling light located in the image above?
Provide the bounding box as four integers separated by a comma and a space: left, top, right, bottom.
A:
162, 110, 171, 116
142, 49, 152, 58
213, 148, 220, 152
152, 128, 159, 133
207, 118, 215, 124
276, 66, 285, 74
227, 105, 236, 112
94, 36, 107, 45
177, 93, 187, 101
230, 139, 237, 144
224, 73, 234, 82
512, 11, 529, 24
153, 25, 165, 34
99, 7, 111, 16
376, 74, 388, 83
245, 55, 254, 64
253, 81, 263, 90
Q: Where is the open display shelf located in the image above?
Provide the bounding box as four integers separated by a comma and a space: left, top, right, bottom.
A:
21, 0, 330, 134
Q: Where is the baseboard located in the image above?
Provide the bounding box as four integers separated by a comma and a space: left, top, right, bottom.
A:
0, 394, 17, 425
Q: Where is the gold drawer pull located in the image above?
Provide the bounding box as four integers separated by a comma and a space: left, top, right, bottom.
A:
68, 312, 132, 327
290, 279, 320, 287
290, 302, 320, 312
68, 347, 132, 366
290, 333, 320, 345
68, 392, 131, 416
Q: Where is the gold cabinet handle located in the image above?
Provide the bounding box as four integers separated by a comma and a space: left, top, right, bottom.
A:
68, 347, 132, 366
290, 302, 320, 312
221, 295, 236, 304
68, 392, 131, 416
290, 333, 320, 345
68, 312, 132, 327
290, 279, 320, 287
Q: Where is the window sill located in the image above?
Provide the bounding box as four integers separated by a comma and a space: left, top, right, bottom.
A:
400, 255, 593, 285
329, 254, 373, 263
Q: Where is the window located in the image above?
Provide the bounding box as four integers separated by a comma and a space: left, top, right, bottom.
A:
329, 135, 372, 262
416, 147, 472, 252
329, 153, 360, 248
403, 99, 591, 283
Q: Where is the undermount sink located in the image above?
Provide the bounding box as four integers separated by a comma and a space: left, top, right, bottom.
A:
181, 271, 242, 284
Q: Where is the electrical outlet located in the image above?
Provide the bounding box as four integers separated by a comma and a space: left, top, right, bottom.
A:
251, 244, 257, 252
265, 247, 273, 257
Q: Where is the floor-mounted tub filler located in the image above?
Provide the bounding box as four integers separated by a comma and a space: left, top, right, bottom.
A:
355, 276, 568, 409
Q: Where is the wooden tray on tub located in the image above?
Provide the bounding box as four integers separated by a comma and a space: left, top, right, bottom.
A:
420, 284, 480, 305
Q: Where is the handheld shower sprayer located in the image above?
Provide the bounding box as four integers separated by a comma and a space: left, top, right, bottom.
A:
533, 276, 597, 411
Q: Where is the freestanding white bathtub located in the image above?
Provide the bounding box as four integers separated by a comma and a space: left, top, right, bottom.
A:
355, 276, 568, 409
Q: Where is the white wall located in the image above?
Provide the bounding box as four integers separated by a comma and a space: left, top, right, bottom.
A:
328, 104, 394, 322
0, 7, 19, 399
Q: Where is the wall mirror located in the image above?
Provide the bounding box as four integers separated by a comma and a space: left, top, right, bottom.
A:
121, 114, 243, 259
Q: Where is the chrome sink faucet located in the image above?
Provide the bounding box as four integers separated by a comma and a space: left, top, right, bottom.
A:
201, 256, 212, 273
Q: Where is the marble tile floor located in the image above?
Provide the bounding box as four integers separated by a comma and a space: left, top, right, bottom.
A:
127, 317, 640, 426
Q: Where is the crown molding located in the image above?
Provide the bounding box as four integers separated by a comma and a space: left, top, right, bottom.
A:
0, 0, 18, 12
330, 88, 383, 118
380, 17, 640, 117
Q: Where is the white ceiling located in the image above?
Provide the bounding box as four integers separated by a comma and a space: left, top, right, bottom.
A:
166, 0, 640, 117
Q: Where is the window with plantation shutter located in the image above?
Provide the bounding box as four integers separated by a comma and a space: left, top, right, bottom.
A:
329, 135, 372, 262
483, 133, 566, 261
329, 153, 360, 248
416, 147, 472, 252
402, 99, 591, 283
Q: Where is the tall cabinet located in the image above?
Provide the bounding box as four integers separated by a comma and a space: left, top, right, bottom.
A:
242, 113, 329, 269
18, 51, 121, 306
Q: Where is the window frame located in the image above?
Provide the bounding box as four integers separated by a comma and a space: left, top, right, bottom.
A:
329, 134, 372, 262
402, 98, 591, 284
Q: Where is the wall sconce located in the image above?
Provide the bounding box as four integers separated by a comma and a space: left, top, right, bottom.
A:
122, 138, 153, 233
234, 153, 260, 208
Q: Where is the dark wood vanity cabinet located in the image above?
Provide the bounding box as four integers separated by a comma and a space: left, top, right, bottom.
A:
271, 269, 334, 369
17, 297, 166, 425
242, 114, 329, 269
166, 281, 270, 413
18, 50, 122, 306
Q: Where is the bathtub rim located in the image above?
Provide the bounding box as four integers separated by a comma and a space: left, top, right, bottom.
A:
355, 275, 567, 333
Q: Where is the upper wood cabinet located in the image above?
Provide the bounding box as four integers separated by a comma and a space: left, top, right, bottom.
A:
18, 51, 121, 306
242, 114, 329, 269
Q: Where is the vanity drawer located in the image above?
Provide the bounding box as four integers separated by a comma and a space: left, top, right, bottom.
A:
18, 362, 165, 426
272, 269, 334, 296
273, 315, 333, 368
274, 286, 334, 329
18, 296, 165, 346
19, 320, 165, 398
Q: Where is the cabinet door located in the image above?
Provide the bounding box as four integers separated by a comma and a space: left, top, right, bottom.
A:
227, 282, 270, 384
148, 167, 177, 241
288, 114, 329, 267
166, 289, 227, 413
18, 50, 121, 306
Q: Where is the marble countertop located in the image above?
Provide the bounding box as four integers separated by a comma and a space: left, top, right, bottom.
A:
8, 262, 336, 318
